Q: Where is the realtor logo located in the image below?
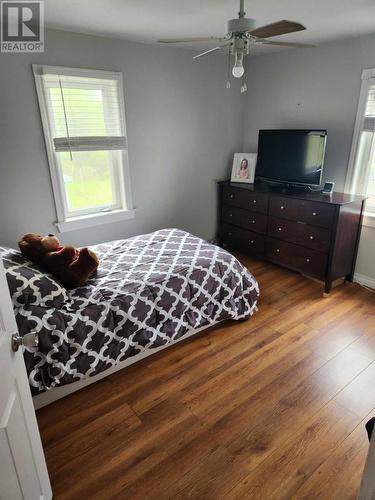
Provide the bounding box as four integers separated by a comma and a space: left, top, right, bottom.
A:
1, 0, 44, 52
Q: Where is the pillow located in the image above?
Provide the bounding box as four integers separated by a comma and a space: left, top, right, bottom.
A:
0, 246, 68, 308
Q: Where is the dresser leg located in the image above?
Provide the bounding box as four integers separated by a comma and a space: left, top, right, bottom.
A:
323, 279, 332, 297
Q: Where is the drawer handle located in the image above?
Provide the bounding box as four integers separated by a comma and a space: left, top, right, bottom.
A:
229, 213, 233, 217
280, 206, 285, 210
309, 235, 314, 240
306, 258, 310, 263
278, 227, 282, 232
312, 212, 317, 216
230, 194, 234, 199
276, 248, 280, 253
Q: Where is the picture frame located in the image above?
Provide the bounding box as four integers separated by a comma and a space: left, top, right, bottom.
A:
230, 153, 257, 184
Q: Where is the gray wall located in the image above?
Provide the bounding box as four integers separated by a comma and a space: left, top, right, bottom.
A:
243, 34, 375, 280
1, 28, 374, 280
0, 29, 243, 248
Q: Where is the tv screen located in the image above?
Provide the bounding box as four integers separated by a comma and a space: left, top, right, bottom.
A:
256, 129, 327, 187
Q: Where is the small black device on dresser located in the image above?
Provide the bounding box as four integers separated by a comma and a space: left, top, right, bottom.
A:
322, 182, 335, 195
218, 181, 366, 294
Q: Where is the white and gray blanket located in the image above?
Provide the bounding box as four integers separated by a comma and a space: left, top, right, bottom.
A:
1, 229, 259, 394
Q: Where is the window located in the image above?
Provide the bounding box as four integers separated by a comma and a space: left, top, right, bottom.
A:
346, 68, 375, 222
33, 65, 133, 231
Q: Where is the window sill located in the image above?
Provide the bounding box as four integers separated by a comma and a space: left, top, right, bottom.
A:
363, 212, 375, 229
56, 208, 136, 233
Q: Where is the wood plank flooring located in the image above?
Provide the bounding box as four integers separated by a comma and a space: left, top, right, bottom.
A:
36, 255, 375, 499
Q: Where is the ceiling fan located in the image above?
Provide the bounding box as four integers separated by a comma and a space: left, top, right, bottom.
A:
158, 0, 314, 92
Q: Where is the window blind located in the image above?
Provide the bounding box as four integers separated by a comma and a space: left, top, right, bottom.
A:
41, 72, 127, 153
363, 84, 375, 131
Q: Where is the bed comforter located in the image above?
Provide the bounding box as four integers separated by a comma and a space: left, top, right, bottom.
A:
9, 229, 259, 394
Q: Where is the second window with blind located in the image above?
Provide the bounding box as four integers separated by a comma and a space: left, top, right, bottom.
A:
346, 68, 375, 220
33, 65, 133, 229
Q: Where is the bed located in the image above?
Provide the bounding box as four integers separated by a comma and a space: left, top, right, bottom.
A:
0, 228, 259, 407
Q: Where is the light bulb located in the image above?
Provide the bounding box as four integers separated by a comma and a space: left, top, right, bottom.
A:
232, 50, 244, 78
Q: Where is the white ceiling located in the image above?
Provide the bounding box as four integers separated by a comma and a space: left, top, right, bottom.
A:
45, 0, 375, 55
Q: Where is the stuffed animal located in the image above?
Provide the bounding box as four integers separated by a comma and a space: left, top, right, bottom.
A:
18, 233, 99, 289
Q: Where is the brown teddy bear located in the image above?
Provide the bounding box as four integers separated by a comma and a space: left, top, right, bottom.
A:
18, 233, 99, 289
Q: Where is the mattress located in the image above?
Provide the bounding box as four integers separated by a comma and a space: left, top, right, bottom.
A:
3, 228, 259, 394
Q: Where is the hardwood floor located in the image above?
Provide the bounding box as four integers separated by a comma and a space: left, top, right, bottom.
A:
36, 255, 375, 499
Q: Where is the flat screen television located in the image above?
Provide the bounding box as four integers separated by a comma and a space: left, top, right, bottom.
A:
255, 129, 327, 187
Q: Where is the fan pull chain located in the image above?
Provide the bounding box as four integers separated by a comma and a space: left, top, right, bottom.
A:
226, 48, 231, 89
241, 47, 248, 93
244, 52, 248, 92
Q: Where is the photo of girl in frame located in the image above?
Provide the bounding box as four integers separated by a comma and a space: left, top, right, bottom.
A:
231, 153, 257, 184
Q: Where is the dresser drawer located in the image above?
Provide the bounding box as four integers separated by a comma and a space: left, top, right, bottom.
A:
269, 196, 335, 228
222, 205, 267, 234
220, 223, 265, 255
268, 217, 332, 253
222, 185, 268, 214
266, 238, 328, 278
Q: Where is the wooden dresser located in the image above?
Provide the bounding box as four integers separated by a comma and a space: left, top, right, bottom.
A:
218, 181, 366, 294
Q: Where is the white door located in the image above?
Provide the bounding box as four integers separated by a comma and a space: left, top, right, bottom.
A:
0, 258, 52, 500
358, 426, 375, 500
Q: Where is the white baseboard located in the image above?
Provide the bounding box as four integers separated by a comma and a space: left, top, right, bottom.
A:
354, 273, 375, 289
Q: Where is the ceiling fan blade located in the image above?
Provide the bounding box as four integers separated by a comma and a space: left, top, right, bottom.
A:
250, 20, 306, 38
260, 40, 315, 48
158, 36, 226, 44
193, 44, 229, 59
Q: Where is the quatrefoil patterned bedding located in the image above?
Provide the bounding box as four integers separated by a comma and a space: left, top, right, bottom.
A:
1, 229, 259, 394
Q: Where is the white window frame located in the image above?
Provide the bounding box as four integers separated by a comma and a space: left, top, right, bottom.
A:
33, 64, 134, 232
345, 68, 375, 228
